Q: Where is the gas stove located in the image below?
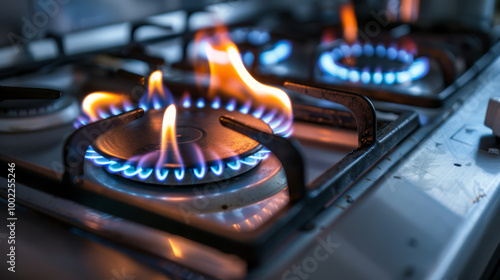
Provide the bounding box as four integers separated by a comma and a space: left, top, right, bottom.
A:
1, 1, 500, 279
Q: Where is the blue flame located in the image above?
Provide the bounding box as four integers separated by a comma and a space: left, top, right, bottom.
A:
94, 156, 114, 165
375, 44, 386, 57
408, 57, 429, 79
123, 166, 141, 177
373, 70, 383, 84
196, 98, 205, 108
239, 100, 251, 114
363, 44, 374, 57
210, 162, 224, 176
252, 106, 265, 119
110, 105, 122, 116
240, 157, 259, 166
174, 169, 185, 181
332, 48, 343, 60
155, 169, 169, 181
97, 110, 110, 119
231, 29, 247, 43
193, 166, 206, 179
152, 95, 162, 110
384, 72, 396, 85
361, 69, 371, 83
75, 102, 136, 128
243, 51, 254, 66
348, 70, 360, 83
227, 160, 241, 171
138, 168, 153, 179
269, 115, 284, 130
182, 95, 191, 108
262, 110, 277, 124
138, 86, 173, 111
351, 43, 363, 57
85, 145, 268, 183
318, 42, 429, 85
211, 96, 221, 109
259, 40, 292, 65
108, 162, 130, 173
123, 101, 134, 111
226, 99, 236, 111
399, 50, 413, 63
76, 73, 176, 128
387, 46, 398, 60
396, 71, 411, 83
248, 30, 271, 45
78, 90, 292, 153
340, 44, 350, 56
81, 81, 293, 185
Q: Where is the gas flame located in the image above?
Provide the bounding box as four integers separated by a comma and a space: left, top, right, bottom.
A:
139, 70, 172, 110
156, 104, 183, 170
82, 92, 130, 121
340, 2, 358, 45
400, 0, 419, 23
195, 26, 292, 132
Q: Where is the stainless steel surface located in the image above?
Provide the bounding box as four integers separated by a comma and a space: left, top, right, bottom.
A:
257, 49, 500, 280
0, 199, 172, 280
0, 1, 499, 279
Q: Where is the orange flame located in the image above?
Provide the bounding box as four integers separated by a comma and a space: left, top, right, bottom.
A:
82, 92, 129, 121
195, 26, 292, 126
144, 70, 166, 103
400, 0, 419, 23
157, 104, 183, 166
340, 2, 358, 45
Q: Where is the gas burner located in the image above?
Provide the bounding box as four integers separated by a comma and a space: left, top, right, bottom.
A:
73, 25, 295, 228
228, 27, 293, 67
318, 41, 430, 85
85, 150, 286, 214
0, 91, 79, 132
78, 69, 291, 187
86, 107, 273, 185
230, 28, 272, 46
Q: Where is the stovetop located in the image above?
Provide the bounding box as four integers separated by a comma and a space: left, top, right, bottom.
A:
1, 3, 500, 280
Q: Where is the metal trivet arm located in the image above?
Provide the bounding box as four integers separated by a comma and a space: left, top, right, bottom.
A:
0, 85, 61, 102
62, 108, 145, 184
219, 115, 307, 202
284, 82, 377, 147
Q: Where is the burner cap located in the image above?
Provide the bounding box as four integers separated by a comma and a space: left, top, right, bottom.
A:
90, 107, 273, 185
340, 55, 410, 72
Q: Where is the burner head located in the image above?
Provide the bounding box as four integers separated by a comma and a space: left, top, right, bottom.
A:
86, 152, 287, 213
0, 94, 79, 132
318, 42, 429, 85
340, 54, 410, 71
90, 107, 273, 185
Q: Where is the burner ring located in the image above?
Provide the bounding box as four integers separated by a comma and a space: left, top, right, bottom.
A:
85, 152, 286, 213
89, 107, 273, 185
318, 41, 430, 85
